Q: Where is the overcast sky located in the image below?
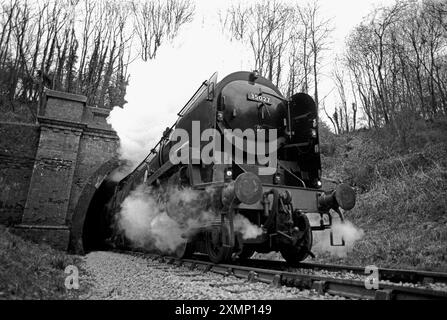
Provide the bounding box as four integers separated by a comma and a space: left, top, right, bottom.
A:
108, 0, 397, 166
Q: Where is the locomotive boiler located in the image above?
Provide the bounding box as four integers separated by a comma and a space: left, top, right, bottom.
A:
106, 71, 356, 264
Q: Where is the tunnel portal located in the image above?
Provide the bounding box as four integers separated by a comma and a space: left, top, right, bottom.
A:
82, 178, 118, 253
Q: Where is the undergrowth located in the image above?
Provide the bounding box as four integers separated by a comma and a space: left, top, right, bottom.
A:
0, 225, 85, 300
316, 117, 447, 271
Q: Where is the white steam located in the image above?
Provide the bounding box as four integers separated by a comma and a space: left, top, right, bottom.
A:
117, 184, 214, 253
116, 184, 264, 254
118, 185, 182, 252
234, 214, 263, 240
311, 217, 364, 257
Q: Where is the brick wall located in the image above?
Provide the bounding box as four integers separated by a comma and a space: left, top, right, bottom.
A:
0, 123, 39, 224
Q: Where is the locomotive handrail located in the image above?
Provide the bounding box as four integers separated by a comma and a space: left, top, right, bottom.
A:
278, 162, 306, 188
122, 73, 219, 184
177, 80, 209, 117
121, 121, 177, 184
178, 72, 218, 117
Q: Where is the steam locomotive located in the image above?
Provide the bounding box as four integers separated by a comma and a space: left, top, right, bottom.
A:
105, 71, 356, 264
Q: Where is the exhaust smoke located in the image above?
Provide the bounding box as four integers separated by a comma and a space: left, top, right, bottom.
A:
312, 218, 364, 258
234, 214, 263, 240
115, 184, 263, 254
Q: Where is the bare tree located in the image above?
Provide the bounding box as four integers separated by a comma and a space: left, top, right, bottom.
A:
132, 0, 195, 61
222, 0, 332, 100
298, 0, 333, 109
332, 59, 350, 133
344, 0, 447, 133
0, 0, 195, 118
224, 0, 293, 87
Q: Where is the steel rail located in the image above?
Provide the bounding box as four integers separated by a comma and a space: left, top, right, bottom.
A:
115, 250, 447, 300
236, 258, 447, 285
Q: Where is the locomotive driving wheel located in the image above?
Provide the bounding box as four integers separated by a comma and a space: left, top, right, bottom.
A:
205, 225, 233, 263
279, 213, 313, 265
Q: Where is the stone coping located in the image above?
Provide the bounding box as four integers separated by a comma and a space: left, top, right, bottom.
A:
44, 89, 87, 103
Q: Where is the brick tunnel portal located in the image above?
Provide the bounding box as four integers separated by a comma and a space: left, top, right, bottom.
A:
1, 89, 124, 253
82, 178, 118, 253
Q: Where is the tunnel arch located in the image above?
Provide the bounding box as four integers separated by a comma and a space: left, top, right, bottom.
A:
68, 159, 120, 254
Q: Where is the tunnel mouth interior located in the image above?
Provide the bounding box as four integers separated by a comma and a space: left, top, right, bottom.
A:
82, 178, 118, 253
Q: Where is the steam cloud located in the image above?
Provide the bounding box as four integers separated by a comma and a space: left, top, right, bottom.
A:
117, 184, 212, 253
116, 184, 264, 254
310, 216, 365, 257
234, 214, 263, 240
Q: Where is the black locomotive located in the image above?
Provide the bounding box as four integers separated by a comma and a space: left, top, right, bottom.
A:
104, 71, 356, 264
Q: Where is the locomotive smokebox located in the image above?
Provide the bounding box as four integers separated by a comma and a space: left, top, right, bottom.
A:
222, 172, 263, 207
318, 183, 356, 212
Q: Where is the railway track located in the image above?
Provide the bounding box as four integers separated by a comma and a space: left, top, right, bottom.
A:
115, 250, 447, 300
237, 259, 447, 287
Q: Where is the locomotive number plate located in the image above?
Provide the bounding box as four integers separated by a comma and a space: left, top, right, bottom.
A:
247, 93, 272, 105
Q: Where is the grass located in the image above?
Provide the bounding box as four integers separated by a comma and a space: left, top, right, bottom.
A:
315, 165, 447, 271
315, 117, 447, 271
0, 225, 86, 300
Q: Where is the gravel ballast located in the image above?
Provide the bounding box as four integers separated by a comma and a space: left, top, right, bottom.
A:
79, 252, 345, 300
